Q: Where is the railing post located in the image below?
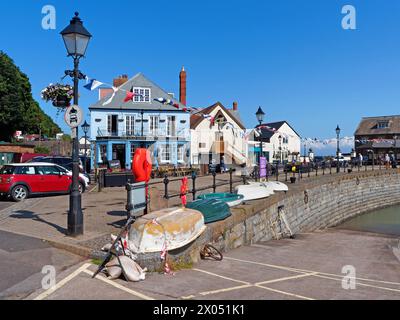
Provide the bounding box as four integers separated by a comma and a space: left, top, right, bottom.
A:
323, 165, 325, 175
316, 165, 318, 176
330, 163, 332, 175
163, 174, 169, 199
365, 162, 367, 171
191, 170, 197, 200
285, 168, 288, 181
212, 171, 217, 193
229, 168, 233, 193
276, 163, 279, 181
308, 164, 310, 178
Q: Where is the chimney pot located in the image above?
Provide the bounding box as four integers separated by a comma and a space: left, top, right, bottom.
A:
233, 102, 238, 111
113, 75, 129, 88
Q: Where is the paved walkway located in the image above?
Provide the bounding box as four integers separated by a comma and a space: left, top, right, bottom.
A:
27, 228, 400, 300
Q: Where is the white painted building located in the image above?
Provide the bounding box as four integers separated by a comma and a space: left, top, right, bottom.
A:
249, 121, 301, 164
190, 102, 247, 167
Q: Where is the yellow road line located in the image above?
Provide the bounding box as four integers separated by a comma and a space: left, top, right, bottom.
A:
34, 263, 91, 300
83, 269, 155, 300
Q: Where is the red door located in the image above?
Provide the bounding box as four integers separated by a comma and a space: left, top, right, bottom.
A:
35, 166, 70, 192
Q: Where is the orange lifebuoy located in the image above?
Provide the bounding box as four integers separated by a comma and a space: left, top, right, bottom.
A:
133, 148, 152, 182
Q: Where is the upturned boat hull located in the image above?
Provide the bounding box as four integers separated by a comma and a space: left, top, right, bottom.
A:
129, 207, 206, 253
197, 193, 244, 207
235, 183, 275, 201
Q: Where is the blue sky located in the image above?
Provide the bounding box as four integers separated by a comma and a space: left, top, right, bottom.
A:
1, 0, 400, 155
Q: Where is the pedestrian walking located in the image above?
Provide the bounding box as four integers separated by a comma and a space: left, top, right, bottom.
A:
385, 153, 390, 169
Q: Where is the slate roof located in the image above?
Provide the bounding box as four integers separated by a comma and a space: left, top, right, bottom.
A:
89, 73, 185, 111
190, 102, 245, 130
256, 121, 301, 140
355, 115, 400, 136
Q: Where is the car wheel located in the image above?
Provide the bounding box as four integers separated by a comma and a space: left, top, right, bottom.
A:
79, 182, 86, 194
11, 185, 29, 202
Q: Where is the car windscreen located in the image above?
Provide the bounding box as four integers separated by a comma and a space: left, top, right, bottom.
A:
0, 166, 15, 174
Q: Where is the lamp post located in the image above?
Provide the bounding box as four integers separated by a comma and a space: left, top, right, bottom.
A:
335, 125, 341, 173
81, 120, 90, 174
278, 135, 283, 164
255, 107, 265, 180
61, 12, 92, 236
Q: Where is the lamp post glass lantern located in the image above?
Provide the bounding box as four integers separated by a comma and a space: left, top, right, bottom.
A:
81, 120, 90, 174
60, 12, 92, 236
336, 125, 341, 173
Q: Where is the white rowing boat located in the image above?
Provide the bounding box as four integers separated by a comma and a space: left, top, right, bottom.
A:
248, 181, 289, 192
235, 183, 275, 201
129, 207, 206, 253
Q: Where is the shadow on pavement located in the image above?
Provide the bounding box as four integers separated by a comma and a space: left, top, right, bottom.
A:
9, 210, 67, 235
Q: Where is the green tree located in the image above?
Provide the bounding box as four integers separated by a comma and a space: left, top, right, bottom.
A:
0, 51, 61, 142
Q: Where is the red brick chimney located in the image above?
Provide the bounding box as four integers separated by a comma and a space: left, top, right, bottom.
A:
233, 102, 238, 111
113, 74, 128, 88
179, 67, 187, 106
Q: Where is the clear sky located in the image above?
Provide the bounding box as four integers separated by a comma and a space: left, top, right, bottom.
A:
1, 0, 400, 155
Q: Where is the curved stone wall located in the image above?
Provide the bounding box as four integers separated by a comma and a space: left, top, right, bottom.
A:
208, 170, 400, 252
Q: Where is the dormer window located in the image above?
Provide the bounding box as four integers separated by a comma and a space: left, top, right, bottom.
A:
377, 121, 389, 129
133, 87, 151, 103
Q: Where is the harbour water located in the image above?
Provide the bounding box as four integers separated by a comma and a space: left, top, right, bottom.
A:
340, 205, 400, 236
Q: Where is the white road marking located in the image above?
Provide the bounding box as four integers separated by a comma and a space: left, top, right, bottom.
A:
83, 269, 155, 300
256, 285, 315, 300
312, 273, 400, 294
199, 285, 253, 296
34, 263, 91, 300
192, 268, 250, 285
256, 272, 319, 285
225, 256, 400, 287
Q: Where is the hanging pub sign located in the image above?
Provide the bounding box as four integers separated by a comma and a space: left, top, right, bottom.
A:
64, 105, 83, 128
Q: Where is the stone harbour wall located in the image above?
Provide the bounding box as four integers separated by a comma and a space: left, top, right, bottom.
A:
207, 170, 400, 252
134, 169, 400, 271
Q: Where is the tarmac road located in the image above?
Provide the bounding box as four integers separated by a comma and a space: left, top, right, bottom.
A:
0, 230, 84, 300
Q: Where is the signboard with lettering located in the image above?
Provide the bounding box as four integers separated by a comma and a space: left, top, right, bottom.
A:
260, 157, 267, 178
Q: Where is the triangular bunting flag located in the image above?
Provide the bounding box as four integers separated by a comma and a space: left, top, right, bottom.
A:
84, 79, 103, 91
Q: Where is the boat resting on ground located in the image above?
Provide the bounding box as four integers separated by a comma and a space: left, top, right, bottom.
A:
129, 207, 206, 253
248, 181, 289, 192
235, 183, 275, 201
186, 198, 232, 224
197, 193, 244, 207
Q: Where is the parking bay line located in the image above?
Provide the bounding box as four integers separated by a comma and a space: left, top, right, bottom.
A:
191, 268, 315, 300
83, 269, 155, 300
34, 263, 92, 300
224, 256, 400, 287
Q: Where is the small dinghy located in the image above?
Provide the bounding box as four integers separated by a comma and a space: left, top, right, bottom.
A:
129, 207, 206, 253
248, 181, 289, 192
235, 183, 275, 201
197, 193, 244, 207
186, 199, 231, 224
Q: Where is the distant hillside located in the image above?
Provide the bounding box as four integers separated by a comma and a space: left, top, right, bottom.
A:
0, 51, 61, 142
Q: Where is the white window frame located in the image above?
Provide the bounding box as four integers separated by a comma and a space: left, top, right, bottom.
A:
126, 115, 135, 136
160, 144, 171, 163
149, 116, 159, 136
177, 145, 185, 163
133, 87, 151, 103
166, 116, 176, 137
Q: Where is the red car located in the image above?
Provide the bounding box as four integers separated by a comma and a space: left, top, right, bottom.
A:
0, 163, 87, 202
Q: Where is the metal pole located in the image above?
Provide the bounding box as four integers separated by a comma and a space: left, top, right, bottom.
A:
336, 133, 340, 173
68, 57, 83, 236
84, 131, 88, 174
259, 136, 263, 182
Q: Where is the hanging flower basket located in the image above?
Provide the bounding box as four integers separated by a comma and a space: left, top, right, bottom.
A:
41, 83, 74, 108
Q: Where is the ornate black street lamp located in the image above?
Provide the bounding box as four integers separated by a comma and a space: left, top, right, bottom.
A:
81, 120, 90, 174
336, 125, 341, 173
61, 12, 92, 236
278, 135, 283, 164
255, 107, 265, 180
